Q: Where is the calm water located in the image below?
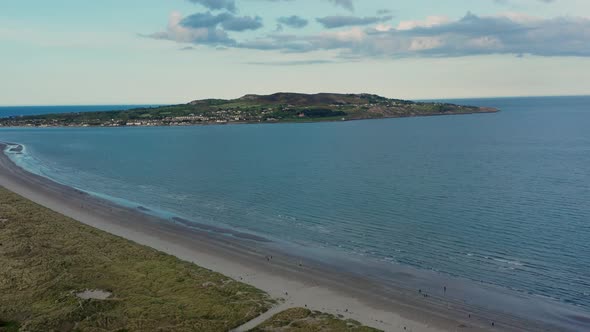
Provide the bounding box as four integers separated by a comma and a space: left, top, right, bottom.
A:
0, 105, 163, 118
1, 96, 589, 314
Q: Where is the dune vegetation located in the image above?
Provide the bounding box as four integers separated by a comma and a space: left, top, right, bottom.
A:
0, 187, 274, 331
250, 308, 382, 332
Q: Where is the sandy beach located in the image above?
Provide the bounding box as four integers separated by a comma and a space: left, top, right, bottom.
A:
0, 142, 545, 332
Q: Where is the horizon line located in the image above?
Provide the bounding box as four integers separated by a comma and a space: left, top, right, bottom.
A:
0, 93, 588, 108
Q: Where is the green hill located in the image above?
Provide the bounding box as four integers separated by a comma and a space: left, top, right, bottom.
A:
0, 93, 497, 127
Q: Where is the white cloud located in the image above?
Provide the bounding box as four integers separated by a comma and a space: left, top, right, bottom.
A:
397, 16, 452, 31
408, 37, 444, 51
148, 11, 590, 59
147, 12, 233, 45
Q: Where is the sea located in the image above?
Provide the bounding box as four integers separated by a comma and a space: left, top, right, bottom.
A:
1, 96, 589, 329
0, 105, 162, 118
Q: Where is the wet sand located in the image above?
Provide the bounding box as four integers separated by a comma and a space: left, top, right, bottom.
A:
0, 142, 560, 332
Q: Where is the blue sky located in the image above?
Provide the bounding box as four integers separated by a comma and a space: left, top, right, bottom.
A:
1, 0, 589, 105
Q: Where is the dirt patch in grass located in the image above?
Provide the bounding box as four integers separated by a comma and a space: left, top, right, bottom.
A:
76, 289, 112, 300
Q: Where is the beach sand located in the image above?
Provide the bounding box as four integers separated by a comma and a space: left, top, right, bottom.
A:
0, 143, 529, 332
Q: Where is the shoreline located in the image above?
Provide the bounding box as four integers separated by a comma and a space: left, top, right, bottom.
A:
0, 106, 498, 129
0, 142, 581, 332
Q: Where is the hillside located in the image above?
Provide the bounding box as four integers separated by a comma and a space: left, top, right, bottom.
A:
0, 93, 498, 127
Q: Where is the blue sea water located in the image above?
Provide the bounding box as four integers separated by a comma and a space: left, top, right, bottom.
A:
0, 105, 163, 118
1, 96, 589, 319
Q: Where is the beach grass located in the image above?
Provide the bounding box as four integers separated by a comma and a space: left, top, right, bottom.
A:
250, 308, 382, 332
0, 187, 275, 331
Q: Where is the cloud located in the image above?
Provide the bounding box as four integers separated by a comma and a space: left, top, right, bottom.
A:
187, 0, 236, 12
181, 12, 263, 32
374, 12, 590, 57
396, 16, 451, 30
327, 0, 354, 11
145, 12, 235, 45
277, 15, 308, 29
316, 15, 393, 29
221, 15, 263, 31
148, 12, 590, 58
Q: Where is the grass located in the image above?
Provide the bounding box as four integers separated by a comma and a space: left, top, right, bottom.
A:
0, 187, 274, 331
250, 308, 382, 332
0, 320, 19, 332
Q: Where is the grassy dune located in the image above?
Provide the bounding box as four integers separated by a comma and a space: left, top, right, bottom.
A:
0, 187, 274, 331
250, 308, 381, 332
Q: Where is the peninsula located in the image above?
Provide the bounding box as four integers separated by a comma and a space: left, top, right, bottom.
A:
0, 93, 497, 127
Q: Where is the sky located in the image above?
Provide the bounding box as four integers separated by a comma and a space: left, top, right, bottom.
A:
1, 0, 589, 105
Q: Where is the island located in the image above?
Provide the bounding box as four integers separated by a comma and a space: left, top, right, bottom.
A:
0, 93, 498, 127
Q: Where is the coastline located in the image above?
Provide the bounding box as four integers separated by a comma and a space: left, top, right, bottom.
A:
0, 142, 574, 332
0, 106, 498, 129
